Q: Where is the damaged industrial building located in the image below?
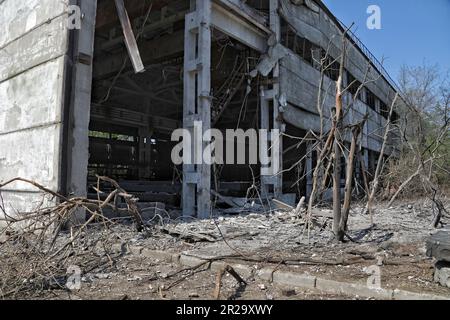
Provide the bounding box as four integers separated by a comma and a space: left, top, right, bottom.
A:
2, 0, 450, 302
0, 0, 402, 220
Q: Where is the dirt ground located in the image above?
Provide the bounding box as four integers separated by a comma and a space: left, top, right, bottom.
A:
25, 256, 361, 301
2, 198, 450, 300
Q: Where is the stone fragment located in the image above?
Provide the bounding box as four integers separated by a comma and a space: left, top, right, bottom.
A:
434, 261, 450, 288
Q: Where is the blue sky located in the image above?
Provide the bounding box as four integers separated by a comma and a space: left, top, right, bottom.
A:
322, 0, 450, 82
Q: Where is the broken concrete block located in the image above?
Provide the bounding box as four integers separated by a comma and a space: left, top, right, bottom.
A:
272, 271, 316, 290
179, 254, 207, 268
392, 289, 448, 300
252, 43, 289, 77
434, 261, 450, 288
426, 229, 450, 262
315, 278, 393, 300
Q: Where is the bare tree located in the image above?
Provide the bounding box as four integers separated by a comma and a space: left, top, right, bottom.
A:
365, 93, 399, 218
386, 64, 450, 226
305, 24, 381, 241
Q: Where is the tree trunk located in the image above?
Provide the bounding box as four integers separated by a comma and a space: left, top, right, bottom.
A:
332, 140, 342, 236
337, 126, 361, 241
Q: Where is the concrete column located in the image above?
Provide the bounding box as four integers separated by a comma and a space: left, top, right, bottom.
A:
260, 0, 283, 199
182, 9, 197, 218
197, 0, 212, 218
182, 0, 212, 218
66, 0, 98, 224
260, 86, 270, 199
270, 0, 283, 197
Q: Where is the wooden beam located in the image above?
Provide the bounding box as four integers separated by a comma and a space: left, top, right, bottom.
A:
114, 0, 145, 73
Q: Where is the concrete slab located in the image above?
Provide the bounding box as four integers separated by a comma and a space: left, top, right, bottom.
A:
316, 278, 393, 300
392, 289, 449, 300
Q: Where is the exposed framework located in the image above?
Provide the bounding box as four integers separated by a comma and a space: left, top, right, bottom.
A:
0, 0, 403, 220
182, 0, 212, 218
260, 0, 283, 198
66, 0, 403, 218
182, 0, 282, 217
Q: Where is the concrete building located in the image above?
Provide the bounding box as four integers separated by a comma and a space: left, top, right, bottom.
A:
0, 0, 402, 219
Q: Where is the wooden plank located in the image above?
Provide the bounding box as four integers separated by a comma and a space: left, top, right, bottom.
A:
114, 0, 144, 73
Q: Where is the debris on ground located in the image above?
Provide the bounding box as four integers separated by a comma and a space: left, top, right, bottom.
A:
0, 177, 449, 299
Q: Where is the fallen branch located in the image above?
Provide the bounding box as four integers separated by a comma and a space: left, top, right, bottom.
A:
0, 176, 145, 298
213, 265, 247, 299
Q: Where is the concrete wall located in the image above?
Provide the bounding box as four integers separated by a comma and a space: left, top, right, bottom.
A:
278, 0, 398, 153
0, 0, 70, 215
280, 53, 388, 152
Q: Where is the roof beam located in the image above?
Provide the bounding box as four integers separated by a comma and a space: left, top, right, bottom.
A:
211, 2, 268, 52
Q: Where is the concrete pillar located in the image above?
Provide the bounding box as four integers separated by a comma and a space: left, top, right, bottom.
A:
66, 0, 98, 224
260, 0, 283, 199
270, 0, 283, 197
182, 0, 212, 218
260, 86, 271, 199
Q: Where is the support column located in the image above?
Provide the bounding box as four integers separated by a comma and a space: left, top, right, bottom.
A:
270, 0, 283, 197
260, 86, 271, 198
182, 0, 212, 218
260, 0, 283, 199
66, 0, 98, 224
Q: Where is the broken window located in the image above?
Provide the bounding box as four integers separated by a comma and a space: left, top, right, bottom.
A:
323, 56, 340, 81
346, 71, 361, 98
365, 89, 377, 110
392, 111, 400, 124
380, 101, 389, 119
281, 18, 341, 81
